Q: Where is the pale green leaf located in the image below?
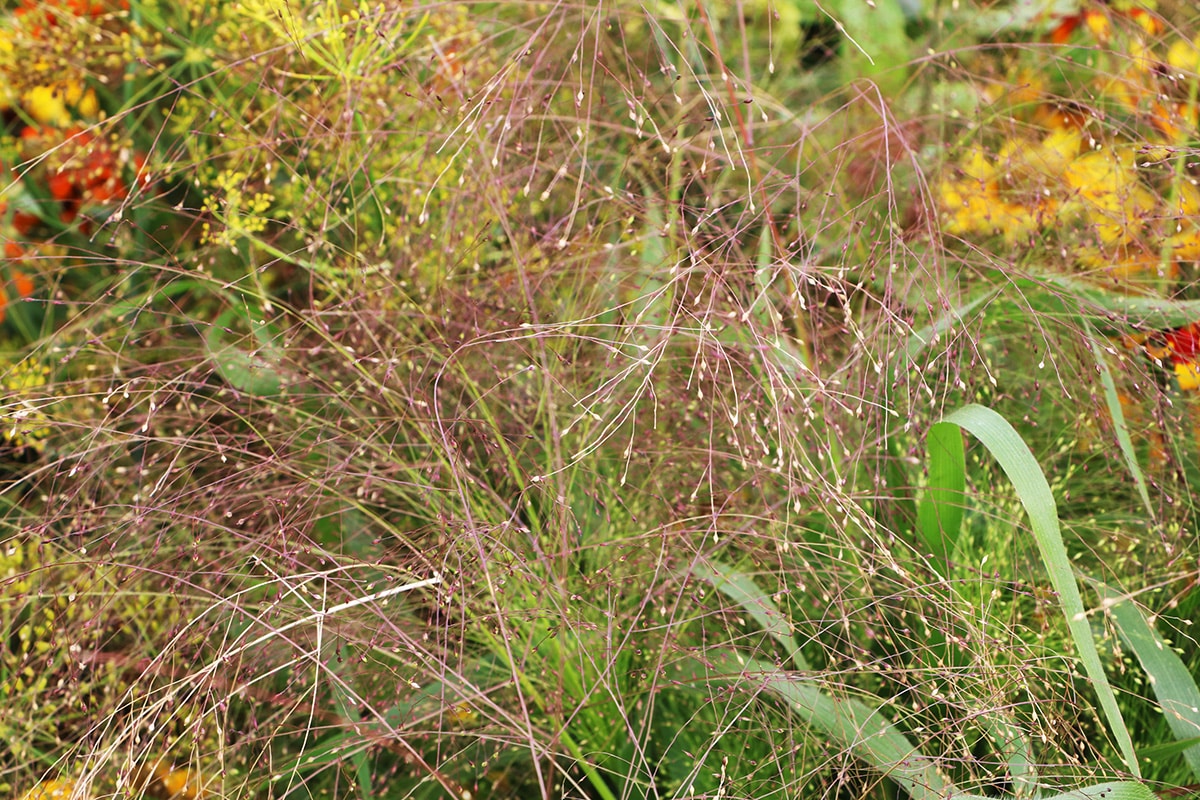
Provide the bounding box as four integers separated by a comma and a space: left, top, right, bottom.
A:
1090, 577, 1200, 781
941, 404, 1139, 776
689, 560, 809, 671
708, 650, 953, 800
917, 421, 966, 573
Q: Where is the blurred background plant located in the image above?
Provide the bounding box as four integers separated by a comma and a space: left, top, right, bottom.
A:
4, 0, 1200, 799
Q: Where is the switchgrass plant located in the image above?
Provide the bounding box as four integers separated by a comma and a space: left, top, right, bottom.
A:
5, 1, 1200, 799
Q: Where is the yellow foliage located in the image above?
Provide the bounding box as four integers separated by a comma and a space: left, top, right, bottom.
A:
1058, 149, 1156, 246
959, 148, 997, 183
1033, 128, 1083, 176
1176, 363, 1200, 391
1172, 181, 1200, 215
1166, 37, 1200, 73
938, 23, 1200, 285
939, 180, 990, 237
1006, 68, 1045, 109
1150, 101, 1199, 143
19, 780, 84, 800
1167, 227, 1200, 261
1075, 244, 1172, 283
155, 767, 208, 800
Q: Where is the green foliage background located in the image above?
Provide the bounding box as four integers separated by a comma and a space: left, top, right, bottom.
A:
3, 1, 1200, 799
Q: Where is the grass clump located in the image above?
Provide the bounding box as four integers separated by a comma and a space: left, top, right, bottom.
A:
4, 1, 1200, 800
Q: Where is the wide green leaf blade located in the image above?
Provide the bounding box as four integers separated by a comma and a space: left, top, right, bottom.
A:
1137, 735, 1200, 761
707, 650, 953, 800
941, 404, 1139, 777
953, 780, 1158, 800
917, 421, 966, 574
976, 713, 1038, 797
1039, 275, 1200, 329
205, 306, 285, 396
689, 559, 809, 671
1090, 577, 1200, 781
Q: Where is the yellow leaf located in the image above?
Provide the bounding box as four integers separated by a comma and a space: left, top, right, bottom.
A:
1166, 38, 1200, 74
1175, 362, 1200, 391
19, 780, 84, 800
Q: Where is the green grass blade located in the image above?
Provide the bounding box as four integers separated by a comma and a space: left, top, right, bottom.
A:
1083, 324, 1154, 519
977, 714, 1038, 797
941, 404, 1140, 777
917, 421, 966, 574
707, 650, 954, 800
905, 288, 999, 360
689, 559, 809, 671
952, 780, 1158, 800
1038, 275, 1200, 329
1137, 735, 1200, 762
328, 679, 373, 800
1090, 577, 1200, 781
881, 433, 918, 535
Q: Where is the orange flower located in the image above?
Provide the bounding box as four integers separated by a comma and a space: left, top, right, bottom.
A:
0, 240, 36, 323
13, 270, 34, 300
1048, 2, 1162, 44
18, 125, 131, 230
48, 171, 74, 201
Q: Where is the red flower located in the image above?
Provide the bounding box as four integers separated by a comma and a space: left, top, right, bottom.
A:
14, 0, 129, 38
1162, 324, 1200, 367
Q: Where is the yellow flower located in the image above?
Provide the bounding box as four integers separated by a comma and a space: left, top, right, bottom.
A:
20, 80, 98, 126
21, 84, 68, 125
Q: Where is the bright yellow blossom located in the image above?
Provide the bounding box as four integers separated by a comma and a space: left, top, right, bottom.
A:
21, 80, 98, 126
